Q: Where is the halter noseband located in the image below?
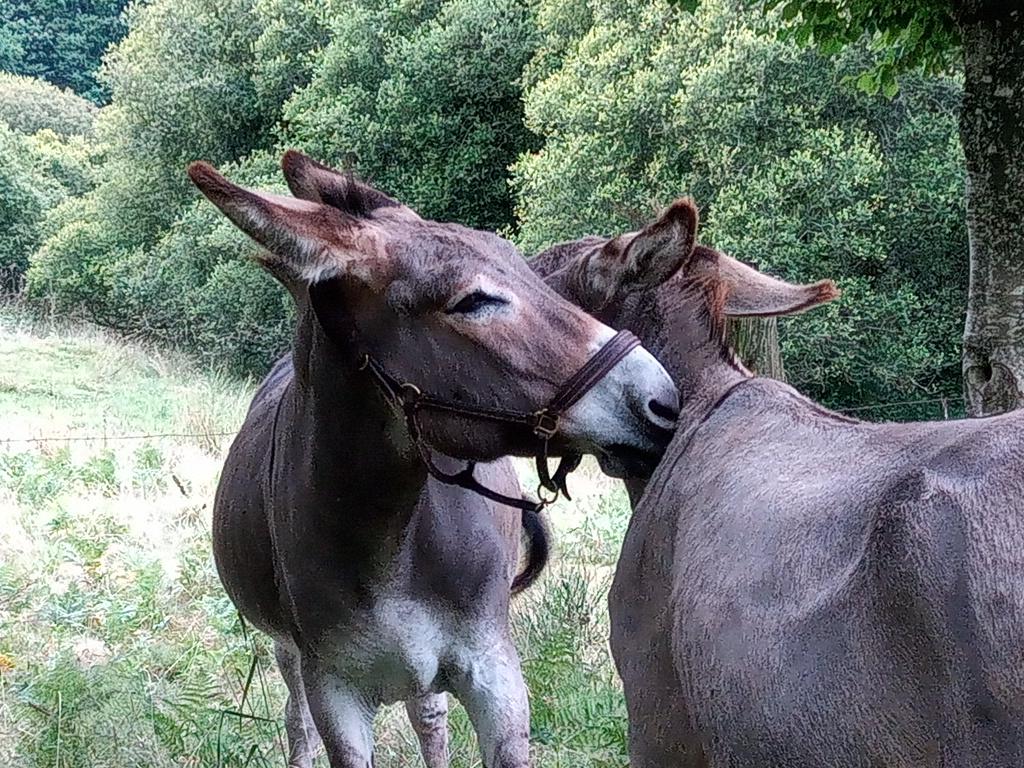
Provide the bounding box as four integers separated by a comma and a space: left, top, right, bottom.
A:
360, 329, 642, 512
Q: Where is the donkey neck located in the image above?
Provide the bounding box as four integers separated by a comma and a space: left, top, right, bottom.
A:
277, 316, 428, 536
622, 311, 747, 506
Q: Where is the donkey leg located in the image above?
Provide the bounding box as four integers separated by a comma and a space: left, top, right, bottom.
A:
451, 638, 530, 768
301, 666, 378, 768
405, 693, 449, 768
274, 641, 322, 768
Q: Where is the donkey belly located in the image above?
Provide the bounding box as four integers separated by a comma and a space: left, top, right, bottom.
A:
211, 434, 291, 639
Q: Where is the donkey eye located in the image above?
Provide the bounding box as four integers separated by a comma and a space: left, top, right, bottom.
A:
446, 291, 508, 316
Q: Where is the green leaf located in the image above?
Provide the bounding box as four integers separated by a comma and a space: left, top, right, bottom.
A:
881, 75, 899, 99
855, 71, 878, 94
782, 1, 802, 21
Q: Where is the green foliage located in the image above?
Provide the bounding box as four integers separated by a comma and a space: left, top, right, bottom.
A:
0, 118, 98, 291
100, 0, 275, 171
11, 0, 970, 409
0, 0, 129, 103
514, 0, 966, 412
692, 0, 960, 96
0, 122, 50, 289
0, 77, 103, 292
0, 74, 97, 137
284, 0, 539, 232
26, 0, 288, 364
28, 0, 541, 374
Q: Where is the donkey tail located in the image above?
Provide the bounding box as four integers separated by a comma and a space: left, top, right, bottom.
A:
511, 507, 551, 595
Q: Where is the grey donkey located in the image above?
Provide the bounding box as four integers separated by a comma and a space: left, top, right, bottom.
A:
536, 198, 1024, 767
193, 152, 680, 768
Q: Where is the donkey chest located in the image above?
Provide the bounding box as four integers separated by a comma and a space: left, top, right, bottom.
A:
318, 593, 462, 703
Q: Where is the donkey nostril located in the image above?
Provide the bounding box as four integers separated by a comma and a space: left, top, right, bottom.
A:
648, 398, 679, 422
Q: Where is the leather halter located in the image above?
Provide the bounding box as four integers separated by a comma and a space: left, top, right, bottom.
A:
360, 329, 642, 512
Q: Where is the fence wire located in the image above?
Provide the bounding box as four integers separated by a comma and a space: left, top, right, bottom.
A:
0, 431, 236, 445
0, 394, 967, 447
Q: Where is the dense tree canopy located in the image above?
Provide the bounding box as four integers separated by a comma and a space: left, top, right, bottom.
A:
515, 0, 965, 413
23, 0, 544, 370
0, 0, 129, 103
0, 73, 97, 136
2, 0, 974, 420
283, 0, 538, 231
0, 118, 98, 292
694, 1, 1022, 417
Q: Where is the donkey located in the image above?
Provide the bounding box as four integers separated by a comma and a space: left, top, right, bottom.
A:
535, 199, 1024, 767
192, 152, 680, 768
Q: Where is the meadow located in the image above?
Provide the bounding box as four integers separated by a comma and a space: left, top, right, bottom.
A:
0, 304, 634, 767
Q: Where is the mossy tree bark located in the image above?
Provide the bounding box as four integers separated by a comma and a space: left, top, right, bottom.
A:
956, 2, 1024, 416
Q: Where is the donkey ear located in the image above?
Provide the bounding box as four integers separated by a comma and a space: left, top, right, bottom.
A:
717, 252, 839, 317
188, 161, 384, 286
280, 149, 415, 219
618, 199, 698, 292
571, 198, 698, 310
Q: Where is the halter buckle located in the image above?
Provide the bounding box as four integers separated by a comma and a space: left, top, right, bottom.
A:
532, 410, 559, 439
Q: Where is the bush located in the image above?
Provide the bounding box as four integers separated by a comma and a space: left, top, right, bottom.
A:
0, 74, 97, 137
96, 152, 292, 372
512, 0, 966, 412
284, 0, 539, 232
0, 124, 45, 288
25, 196, 124, 319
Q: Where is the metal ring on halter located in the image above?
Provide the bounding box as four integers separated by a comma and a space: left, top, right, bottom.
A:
536, 483, 559, 505
399, 382, 422, 402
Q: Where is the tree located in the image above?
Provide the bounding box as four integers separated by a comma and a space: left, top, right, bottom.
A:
0, 73, 97, 136
0, 119, 96, 292
0, 0, 129, 103
694, 0, 1022, 416
283, 0, 539, 232
28, 0, 541, 374
513, 0, 966, 415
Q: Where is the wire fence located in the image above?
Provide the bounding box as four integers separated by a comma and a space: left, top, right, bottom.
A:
0, 394, 967, 449
836, 395, 962, 419
0, 431, 237, 446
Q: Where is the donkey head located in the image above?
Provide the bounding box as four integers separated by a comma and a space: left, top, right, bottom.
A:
536, 199, 839, 398
188, 152, 679, 473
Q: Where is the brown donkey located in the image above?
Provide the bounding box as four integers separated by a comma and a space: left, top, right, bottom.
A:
193, 152, 679, 768
536, 201, 1024, 766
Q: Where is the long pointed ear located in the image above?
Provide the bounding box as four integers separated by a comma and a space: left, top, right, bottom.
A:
715, 252, 839, 317
280, 149, 417, 220
570, 199, 698, 310
187, 161, 385, 286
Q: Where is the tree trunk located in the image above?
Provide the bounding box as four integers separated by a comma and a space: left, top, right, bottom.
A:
727, 316, 785, 380
957, 2, 1024, 416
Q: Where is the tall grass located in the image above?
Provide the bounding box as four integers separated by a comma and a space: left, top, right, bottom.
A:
0, 306, 633, 767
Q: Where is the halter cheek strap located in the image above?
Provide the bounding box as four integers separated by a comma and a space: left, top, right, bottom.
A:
362, 329, 642, 512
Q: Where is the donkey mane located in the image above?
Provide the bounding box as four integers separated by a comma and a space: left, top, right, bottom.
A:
674, 245, 736, 368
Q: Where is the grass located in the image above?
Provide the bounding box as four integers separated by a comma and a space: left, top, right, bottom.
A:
0, 304, 633, 767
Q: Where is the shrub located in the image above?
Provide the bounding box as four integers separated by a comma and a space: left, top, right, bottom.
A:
0, 74, 97, 136
0, 121, 65, 291
284, 0, 539, 232
513, 0, 966, 412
